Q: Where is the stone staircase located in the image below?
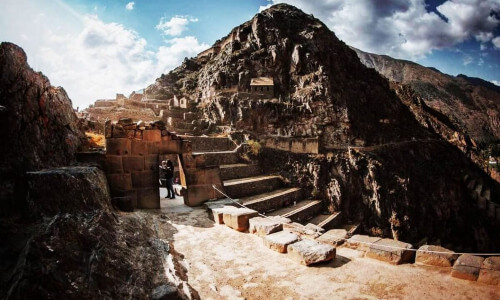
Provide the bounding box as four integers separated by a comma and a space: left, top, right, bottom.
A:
463, 174, 500, 223
190, 137, 341, 231
161, 108, 198, 135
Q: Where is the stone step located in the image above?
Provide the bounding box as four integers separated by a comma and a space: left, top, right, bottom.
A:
242, 187, 302, 213
219, 163, 261, 180
193, 151, 241, 166
183, 136, 236, 152
223, 175, 283, 199
308, 211, 343, 230
268, 200, 322, 223
336, 223, 361, 238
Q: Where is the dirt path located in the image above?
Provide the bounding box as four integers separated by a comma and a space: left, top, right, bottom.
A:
155, 196, 498, 300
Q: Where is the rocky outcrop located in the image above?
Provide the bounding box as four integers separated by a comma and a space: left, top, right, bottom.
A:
354, 48, 500, 165
0, 42, 86, 214
142, 4, 500, 251
0, 43, 196, 299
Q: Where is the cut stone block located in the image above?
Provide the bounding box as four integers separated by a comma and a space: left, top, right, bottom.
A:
415, 245, 458, 267
345, 235, 382, 252
143, 129, 162, 142
131, 140, 148, 156
204, 198, 241, 212
131, 171, 158, 188
211, 206, 239, 224
137, 188, 160, 209
451, 254, 484, 281
287, 239, 336, 265
316, 229, 348, 247
366, 238, 415, 265
144, 155, 159, 171
478, 256, 500, 286
263, 231, 300, 253
249, 216, 291, 236
222, 207, 259, 231
108, 173, 133, 191
105, 155, 123, 173
122, 156, 145, 172
106, 138, 131, 156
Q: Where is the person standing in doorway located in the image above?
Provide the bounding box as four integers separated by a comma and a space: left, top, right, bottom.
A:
165, 159, 175, 199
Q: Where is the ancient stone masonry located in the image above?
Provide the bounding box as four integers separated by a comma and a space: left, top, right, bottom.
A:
104, 118, 191, 209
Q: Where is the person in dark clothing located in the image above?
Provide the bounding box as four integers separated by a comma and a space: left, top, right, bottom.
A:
165, 159, 175, 199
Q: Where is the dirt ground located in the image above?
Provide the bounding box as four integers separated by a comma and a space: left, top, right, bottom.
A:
152, 189, 498, 300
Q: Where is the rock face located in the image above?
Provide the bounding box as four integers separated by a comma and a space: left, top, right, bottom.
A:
354, 47, 500, 176
144, 4, 500, 250
0, 43, 195, 299
0, 42, 86, 214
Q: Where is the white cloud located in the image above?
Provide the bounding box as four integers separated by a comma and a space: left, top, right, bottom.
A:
126, 2, 135, 11
491, 80, 500, 86
493, 37, 500, 49
259, 4, 273, 12
0, 0, 207, 108
156, 16, 198, 36
462, 55, 473, 66
266, 0, 500, 60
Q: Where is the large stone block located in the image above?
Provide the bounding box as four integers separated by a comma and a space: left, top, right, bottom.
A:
143, 129, 161, 142
415, 245, 458, 267
212, 206, 239, 224
249, 216, 291, 236
345, 235, 382, 252
287, 239, 336, 265
105, 155, 123, 173
222, 207, 259, 231
183, 183, 225, 207
131, 140, 148, 155
131, 171, 158, 188
366, 238, 415, 265
159, 140, 182, 154
263, 231, 300, 253
137, 188, 160, 209
26, 167, 112, 216
108, 173, 133, 191
106, 138, 131, 156
144, 155, 160, 171
122, 156, 145, 173
478, 256, 500, 285
451, 254, 485, 281
147, 142, 161, 154
316, 229, 348, 247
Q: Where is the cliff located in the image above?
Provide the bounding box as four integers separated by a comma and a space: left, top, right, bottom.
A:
145, 4, 500, 250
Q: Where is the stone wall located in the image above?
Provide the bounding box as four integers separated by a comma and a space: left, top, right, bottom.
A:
264, 136, 319, 154
94, 99, 117, 107
104, 119, 191, 209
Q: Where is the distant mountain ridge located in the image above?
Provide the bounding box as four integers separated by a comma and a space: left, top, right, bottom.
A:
353, 47, 500, 151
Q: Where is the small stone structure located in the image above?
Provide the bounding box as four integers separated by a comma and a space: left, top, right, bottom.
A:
264, 136, 319, 154
250, 77, 274, 97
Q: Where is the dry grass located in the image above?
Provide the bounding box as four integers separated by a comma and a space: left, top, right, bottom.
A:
86, 131, 105, 149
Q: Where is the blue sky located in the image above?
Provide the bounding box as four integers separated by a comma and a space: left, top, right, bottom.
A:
0, 0, 499, 108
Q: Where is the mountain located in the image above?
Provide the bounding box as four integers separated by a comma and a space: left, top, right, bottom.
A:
353, 47, 500, 155
145, 4, 500, 250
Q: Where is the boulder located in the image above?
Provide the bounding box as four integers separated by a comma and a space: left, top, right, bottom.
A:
366, 238, 415, 265
415, 245, 458, 267
222, 207, 259, 231
287, 239, 336, 265
263, 231, 300, 253
316, 229, 348, 247
478, 256, 500, 286
451, 254, 484, 281
249, 216, 291, 236
26, 166, 112, 216
345, 235, 382, 252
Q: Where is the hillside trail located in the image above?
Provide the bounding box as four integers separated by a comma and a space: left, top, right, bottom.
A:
144, 190, 498, 300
